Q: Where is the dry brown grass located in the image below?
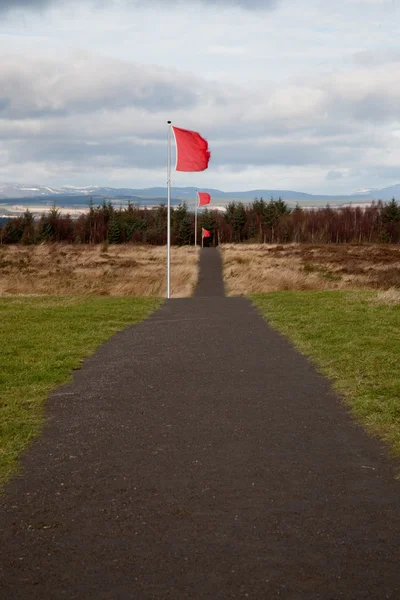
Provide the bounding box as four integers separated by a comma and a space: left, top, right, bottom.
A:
0, 244, 199, 298
220, 244, 400, 296
372, 288, 400, 306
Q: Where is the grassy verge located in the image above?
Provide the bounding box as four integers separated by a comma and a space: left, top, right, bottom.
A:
252, 291, 400, 455
0, 296, 161, 486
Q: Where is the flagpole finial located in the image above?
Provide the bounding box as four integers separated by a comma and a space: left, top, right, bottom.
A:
167, 120, 172, 124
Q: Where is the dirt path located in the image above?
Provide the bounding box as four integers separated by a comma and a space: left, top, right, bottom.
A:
1, 248, 400, 599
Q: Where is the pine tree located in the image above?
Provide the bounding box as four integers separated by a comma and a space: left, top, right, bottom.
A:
232, 203, 246, 241
274, 197, 290, 216
21, 209, 35, 245
172, 203, 191, 245
108, 214, 122, 244
264, 200, 278, 229
382, 198, 400, 223
4, 217, 25, 243
225, 202, 237, 224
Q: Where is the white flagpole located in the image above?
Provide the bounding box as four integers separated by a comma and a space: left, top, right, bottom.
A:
194, 191, 198, 247
167, 121, 172, 298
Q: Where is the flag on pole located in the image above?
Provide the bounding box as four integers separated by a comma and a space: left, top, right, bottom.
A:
202, 228, 211, 238
167, 122, 211, 298
197, 192, 211, 206
172, 126, 211, 172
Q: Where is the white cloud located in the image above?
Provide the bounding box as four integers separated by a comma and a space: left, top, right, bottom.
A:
205, 45, 249, 57
0, 0, 277, 13
1, 0, 400, 193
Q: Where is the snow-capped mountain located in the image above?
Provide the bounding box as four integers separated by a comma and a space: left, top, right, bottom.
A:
353, 184, 400, 200
0, 184, 106, 199
0, 182, 399, 202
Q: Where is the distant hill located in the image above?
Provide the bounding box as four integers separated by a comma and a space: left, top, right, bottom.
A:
0, 182, 399, 219
351, 184, 400, 201
0, 194, 184, 215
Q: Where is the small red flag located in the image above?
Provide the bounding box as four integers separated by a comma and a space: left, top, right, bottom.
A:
197, 192, 211, 206
202, 228, 211, 238
172, 126, 211, 172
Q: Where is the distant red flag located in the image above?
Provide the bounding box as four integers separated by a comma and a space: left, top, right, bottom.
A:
197, 192, 211, 206
172, 126, 211, 172
202, 228, 211, 238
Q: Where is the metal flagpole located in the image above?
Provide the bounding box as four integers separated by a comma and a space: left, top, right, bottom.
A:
167, 121, 172, 298
194, 191, 198, 247
202, 228, 204, 248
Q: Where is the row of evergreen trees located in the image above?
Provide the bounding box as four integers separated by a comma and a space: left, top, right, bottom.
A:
1, 197, 400, 245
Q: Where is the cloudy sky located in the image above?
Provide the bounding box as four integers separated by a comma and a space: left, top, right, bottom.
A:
1, 0, 400, 193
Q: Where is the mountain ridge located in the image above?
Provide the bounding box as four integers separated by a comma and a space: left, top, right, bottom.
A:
1, 183, 400, 204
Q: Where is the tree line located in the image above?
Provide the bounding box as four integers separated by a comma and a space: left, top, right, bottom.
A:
1, 197, 400, 245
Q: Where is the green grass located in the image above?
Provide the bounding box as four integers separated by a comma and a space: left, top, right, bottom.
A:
252, 291, 400, 455
0, 296, 161, 486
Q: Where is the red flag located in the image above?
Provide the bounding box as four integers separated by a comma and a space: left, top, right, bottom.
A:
172, 126, 211, 172
197, 192, 211, 206
202, 228, 211, 238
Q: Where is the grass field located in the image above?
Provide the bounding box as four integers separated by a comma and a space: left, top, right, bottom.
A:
252, 291, 400, 456
221, 244, 400, 296
0, 296, 161, 486
0, 244, 199, 298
